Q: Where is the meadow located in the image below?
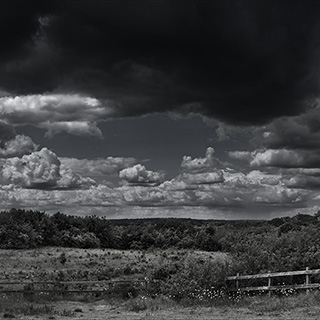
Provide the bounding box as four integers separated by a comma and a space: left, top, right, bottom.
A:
0, 247, 320, 319
1, 209, 320, 318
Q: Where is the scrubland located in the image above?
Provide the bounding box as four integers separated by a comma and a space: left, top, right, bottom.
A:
0, 248, 320, 319
1, 209, 320, 318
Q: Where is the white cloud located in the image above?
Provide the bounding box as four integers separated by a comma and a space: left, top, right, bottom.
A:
43, 121, 102, 138
260, 177, 279, 186
1, 147, 61, 188
250, 149, 320, 168
229, 147, 320, 169
253, 185, 303, 205
0, 143, 310, 218
228, 150, 252, 161
0, 135, 38, 157
119, 164, 165, 186
57, 166, 96, 189
0, 94, 115, 137
181, 147, 224, 173
178, 172, 224, 185
0, 147, 95, 190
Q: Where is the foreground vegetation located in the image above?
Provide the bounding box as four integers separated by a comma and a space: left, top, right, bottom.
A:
2, 289, 320, 319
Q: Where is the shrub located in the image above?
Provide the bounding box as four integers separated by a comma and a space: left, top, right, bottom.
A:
153, 256, 230, 301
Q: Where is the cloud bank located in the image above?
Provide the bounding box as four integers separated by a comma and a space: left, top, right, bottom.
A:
1, 2, 320, 125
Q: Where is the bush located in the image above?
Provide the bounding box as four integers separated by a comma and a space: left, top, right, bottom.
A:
153, 256, 230, 301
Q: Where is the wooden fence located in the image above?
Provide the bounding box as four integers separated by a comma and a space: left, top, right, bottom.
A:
0, 279, 156, 294
227, 267, 320, 295
2, 268, 320, 296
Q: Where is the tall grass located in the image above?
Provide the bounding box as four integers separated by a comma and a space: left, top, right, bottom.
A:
0, 294, 55, 316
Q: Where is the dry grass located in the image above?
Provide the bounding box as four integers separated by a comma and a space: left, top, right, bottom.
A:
0, 247, 228, 282
1, 248, 319, 319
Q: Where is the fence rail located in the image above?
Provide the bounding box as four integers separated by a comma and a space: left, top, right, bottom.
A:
227, 267, 320, 294
0, 279, 155, 294
2, 268, 320, 295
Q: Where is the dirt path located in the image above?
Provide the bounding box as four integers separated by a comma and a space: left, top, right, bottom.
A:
7, 300, 320, 320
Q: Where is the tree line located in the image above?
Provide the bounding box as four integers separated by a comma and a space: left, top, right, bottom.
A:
0, 209, 222, 251
1, 208, 320, 274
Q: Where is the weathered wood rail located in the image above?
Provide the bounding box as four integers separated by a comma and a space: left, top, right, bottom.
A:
0, 279, 156, 294
227, 267, 320, 294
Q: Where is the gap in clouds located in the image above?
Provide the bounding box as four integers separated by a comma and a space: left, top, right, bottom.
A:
15, 114, 249, 179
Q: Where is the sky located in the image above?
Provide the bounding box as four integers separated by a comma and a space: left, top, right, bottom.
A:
1, 1, 320, 219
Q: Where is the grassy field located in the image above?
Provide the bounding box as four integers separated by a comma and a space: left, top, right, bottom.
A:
0, 247, 227, 281
0, 248, 319, 319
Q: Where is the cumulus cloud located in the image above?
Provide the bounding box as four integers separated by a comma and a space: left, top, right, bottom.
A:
0, 147, 95, 189
1, 148, 61, 189
178, 172, 224, 186
279, 168, 320, 189
154, 151, 301, 209
57, 166, 96, 189
0, 121, 38, 157
250, 149, 320, 168
119, 164, 165, 186
229, 147, 320, 169
43, 121, 102, 138
0, 141, 306, 216
0, 135, 38, 157
228, 151, 252, 162
181, 147, 224, 173
172, 147, 226, 189
0, 94, 114, 137
253, 185, 303, 205
0, 167, 306, 219
260, 177, 279, 186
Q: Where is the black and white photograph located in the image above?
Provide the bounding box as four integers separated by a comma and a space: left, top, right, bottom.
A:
0, 1, 320, 319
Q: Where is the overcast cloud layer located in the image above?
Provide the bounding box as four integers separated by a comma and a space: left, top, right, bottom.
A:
1, 2, 320, 219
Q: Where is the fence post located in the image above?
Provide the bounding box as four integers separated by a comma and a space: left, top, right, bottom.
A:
268, 270, 272, 297
306, 267, 310, 294
236, 273, 240, 291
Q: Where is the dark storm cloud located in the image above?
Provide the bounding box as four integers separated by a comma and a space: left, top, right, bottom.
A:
252, 103, 320, 150
1, 2, 320, 125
